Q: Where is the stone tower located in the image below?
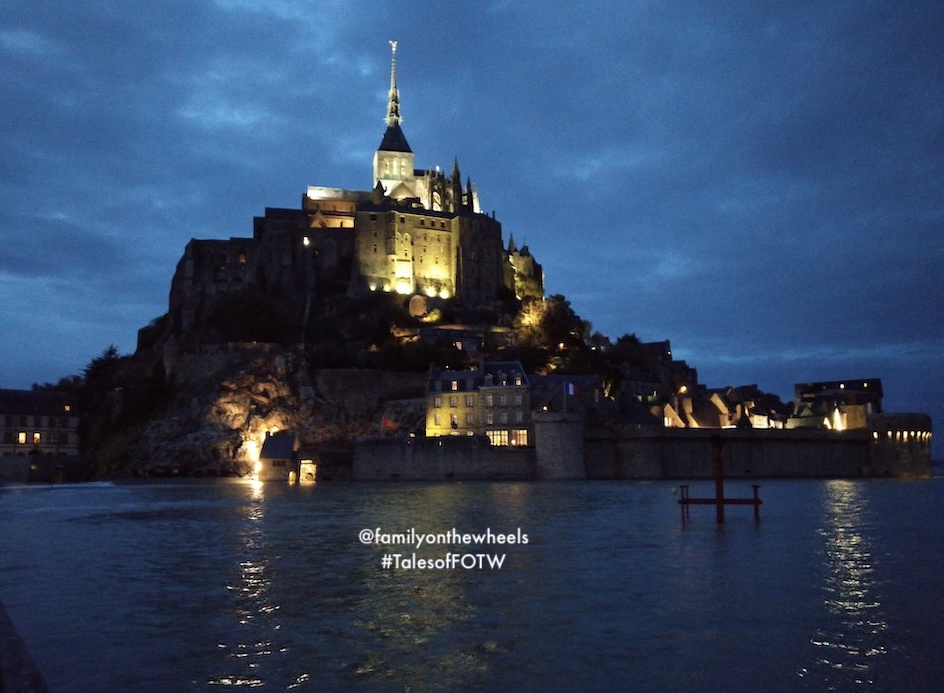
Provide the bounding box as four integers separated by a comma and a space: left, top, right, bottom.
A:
372, 41, 416, 198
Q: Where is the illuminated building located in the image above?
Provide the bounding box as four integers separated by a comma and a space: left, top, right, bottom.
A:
0, 389, 79, 456
168, 42, 542, 338
426, 361, 531, 446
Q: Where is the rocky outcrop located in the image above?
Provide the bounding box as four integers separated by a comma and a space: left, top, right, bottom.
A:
126, 343, 426, 476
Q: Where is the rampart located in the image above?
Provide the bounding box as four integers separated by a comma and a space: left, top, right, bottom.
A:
352, 423, 931, 481
353, 435, 534, 481
584, 426, 931, 479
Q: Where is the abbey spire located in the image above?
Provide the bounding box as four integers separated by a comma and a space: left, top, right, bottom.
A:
377, 41, 412, 155
374, 41, 414, 192
385, 40, 401, 127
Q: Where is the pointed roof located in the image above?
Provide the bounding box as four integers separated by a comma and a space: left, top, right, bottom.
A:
379, 40, 412, 153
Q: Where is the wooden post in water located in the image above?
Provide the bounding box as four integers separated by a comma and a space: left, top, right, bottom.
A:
678, 434, 763, 524
713, 434, 725, 524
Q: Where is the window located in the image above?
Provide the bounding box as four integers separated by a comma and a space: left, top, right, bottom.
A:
515, 411, 524, 423
433, 414, 440, 426
450, 413, 459, 428
466, 413, 474, 426
486, 412, 494, 425
499, 395, 508, 406
33, 432, 41, 444
449, 396, 458, 408
451, 380, 458, 391
485, 394, 494, 407
515, 394, 524, 406
515, 374, 523, 386
511, 429, 529, 446
500, 411, 509, 424
487, 430, 509, 446
433, 396, 442, 408
465, 395, 474, 408
17, 431, 27, 445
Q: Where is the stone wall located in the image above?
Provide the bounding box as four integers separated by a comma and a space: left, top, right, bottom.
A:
353, 435, 534, 481
584, 426, 932, 480
533, 412, 584, 479
351, 424, 930, 483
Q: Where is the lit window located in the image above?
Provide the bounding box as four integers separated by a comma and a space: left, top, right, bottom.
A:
451, 380, 458, 391
486, 430, 505, 446
33, 432, 41, 444
17, 431, 27, 445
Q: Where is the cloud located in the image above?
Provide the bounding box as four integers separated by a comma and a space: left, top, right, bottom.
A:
0, 0, 942, 430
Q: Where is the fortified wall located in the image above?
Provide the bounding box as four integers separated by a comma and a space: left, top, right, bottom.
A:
584, 424, 931, 479
354, 435, 533, 481
353, 416, 932, 481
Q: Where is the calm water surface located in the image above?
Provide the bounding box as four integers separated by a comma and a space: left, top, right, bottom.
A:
1, 476, 942, 692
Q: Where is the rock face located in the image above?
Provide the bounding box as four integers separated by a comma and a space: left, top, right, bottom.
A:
128, 343, 426, 476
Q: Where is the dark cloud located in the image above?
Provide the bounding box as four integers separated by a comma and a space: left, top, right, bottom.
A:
1, 0, 942, 431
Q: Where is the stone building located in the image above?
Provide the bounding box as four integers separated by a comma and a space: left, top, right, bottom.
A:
426, 361, 531, 446
167, 42, 543, 343
787, 378, 883, 430
0, 389, 79, 456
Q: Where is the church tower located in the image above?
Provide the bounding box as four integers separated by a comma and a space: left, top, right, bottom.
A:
373, 41, 416, 199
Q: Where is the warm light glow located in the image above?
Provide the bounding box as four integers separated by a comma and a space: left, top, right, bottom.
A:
678, 385, 688, 394
243, 439, 260, 466
832, 408, 844, 432
253, 461, 262, 476
303, 236, 310, 246
439, 289, 450, 299
425, 287, 437, 297
395, 281, 412, 295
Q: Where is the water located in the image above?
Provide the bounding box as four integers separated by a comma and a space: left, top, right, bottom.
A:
1, 477, 942, 692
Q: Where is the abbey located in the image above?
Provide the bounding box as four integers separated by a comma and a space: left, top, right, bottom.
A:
169, 42, 543, 339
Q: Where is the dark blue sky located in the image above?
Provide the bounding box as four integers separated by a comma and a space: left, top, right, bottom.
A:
1, 1, 942, 434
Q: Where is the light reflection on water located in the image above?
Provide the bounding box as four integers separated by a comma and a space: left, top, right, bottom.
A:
0, 478, 942, 692
801, 480, 889, 690
210, 480, 283, 688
